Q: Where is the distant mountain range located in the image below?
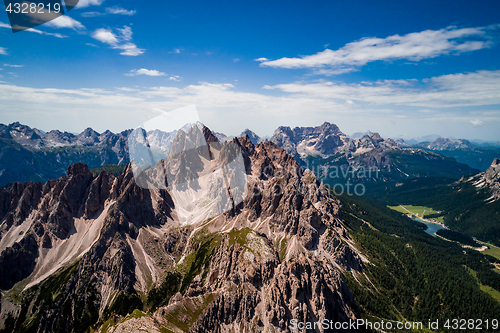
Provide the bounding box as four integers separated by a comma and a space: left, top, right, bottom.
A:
267, 122, 479, 183
0, 121, 495, 187
0, 122, 202, 186
1, 124, 499, 332
401, 138, 500, 171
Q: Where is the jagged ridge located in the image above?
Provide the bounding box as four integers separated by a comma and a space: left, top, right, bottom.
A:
0, 127, 364, 333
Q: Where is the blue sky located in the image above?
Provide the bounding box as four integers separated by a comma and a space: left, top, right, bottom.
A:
0, 0, 500, 140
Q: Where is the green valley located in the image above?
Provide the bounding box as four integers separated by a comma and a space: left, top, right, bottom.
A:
338, 193, 500, 331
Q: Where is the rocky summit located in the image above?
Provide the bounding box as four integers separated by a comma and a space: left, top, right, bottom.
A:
467, 158, 500, 202
269, 122, 478, 183
270, 122, 400, 159
0, 127, 364, 333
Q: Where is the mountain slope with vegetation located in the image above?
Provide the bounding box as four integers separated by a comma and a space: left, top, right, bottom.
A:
339, 194, 500, 329
363, 159, 500, 247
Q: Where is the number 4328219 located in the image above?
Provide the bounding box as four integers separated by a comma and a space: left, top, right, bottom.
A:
5, 2, 61, 14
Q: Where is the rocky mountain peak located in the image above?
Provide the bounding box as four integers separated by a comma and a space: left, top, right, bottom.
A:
202, 125, 219, 144
271, 122, 400, 160
240, 128, 261, 145
81, 127, 99, 136
0, 126, 363, 332
67, 162, 92, 177
416, 137, 476, 150
317, 121, 341, 134
469, 158, 500, 202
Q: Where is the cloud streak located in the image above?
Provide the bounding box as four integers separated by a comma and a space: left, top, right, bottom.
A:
76, 0, 105, 8
91, 26, 144, 56
0, 70, 499, 139
25, 12, 85, 30
106, 7, 136, 15
264, 70, 500, 107
0, 21, 67, 37
258, 25, 498, 74
126, 69, 166, 77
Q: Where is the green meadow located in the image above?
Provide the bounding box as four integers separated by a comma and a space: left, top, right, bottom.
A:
388, 205, 444, 222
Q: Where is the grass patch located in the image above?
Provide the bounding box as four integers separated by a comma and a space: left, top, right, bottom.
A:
164, 294, 214, 331
388, 204, 444, 222
228, 228, 252, 248
479, 284, 500, 303
483, 244, 500, 261
103, 291, 143, 319
100, 316, 115, 333
388, 205, 441, 217
278, 236, 288, 262
180, 232, 221, 293
465, 266, 500, 303
127, 309, 146, 320
147, 272, 181, 312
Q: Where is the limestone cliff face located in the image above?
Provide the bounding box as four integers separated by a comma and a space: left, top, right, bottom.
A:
467, 158, 500, 202
0, 128, 364, 333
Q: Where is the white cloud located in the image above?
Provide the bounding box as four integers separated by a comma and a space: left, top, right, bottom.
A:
126, 69, 166, 77
0, 70, 499, 139
81, 12, 103, 17
4, 64, 23, 68
106, 7, 136, 15
259, 25, 497, 74
265, 70, 500, 108
116, 26, 132, 41
169, 76, 181, 81
0, 48, 7, 55
0, 21, 66, 37
92, 28, 118, 44
91, 26, 144, 56
118, 43, 144, 56
233, 58, 240, 62
470, 119, 483, 126
86, 43, 98, 47
27, 28, 67, 38
44, 15, 85, 30
76, 0, 105, 8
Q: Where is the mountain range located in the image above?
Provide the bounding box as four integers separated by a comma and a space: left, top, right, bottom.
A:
0, 128, 364, 332
1, 124, 500, 332
268, 122, 479, 183
1, 121, 490, 188
406, 138, 500, 171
